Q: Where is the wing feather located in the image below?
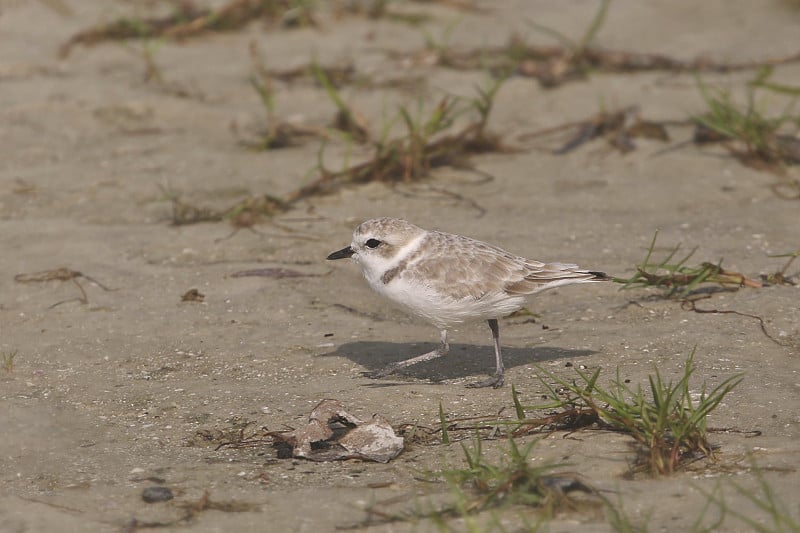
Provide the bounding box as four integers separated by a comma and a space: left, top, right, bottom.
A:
399, 231, 605, 299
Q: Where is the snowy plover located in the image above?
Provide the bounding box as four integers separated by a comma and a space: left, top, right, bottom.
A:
327, 218, 610, 388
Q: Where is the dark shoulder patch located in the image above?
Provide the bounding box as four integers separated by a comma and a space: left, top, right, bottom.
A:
381, 264, 404, 284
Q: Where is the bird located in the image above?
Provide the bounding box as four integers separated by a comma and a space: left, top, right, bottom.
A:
327, 217, 610, 388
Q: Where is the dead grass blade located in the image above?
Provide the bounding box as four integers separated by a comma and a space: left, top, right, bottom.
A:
616, 231, 762, 298
165, 189, 288, 227
60, 2, 202, 57
14, 267, 115, 308
520, 105, 669, 154
60, 0, 315, 57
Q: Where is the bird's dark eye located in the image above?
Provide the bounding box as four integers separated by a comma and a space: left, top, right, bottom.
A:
365, 238, 382, 249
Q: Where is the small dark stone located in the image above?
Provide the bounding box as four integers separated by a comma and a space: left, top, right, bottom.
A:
181, 288, 204, 302
142, 486, 174, 503
539, 475, 593, 495
274, 442, 293, 459
564, 362, 573, 367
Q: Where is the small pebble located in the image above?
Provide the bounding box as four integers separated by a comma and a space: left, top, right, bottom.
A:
142, 486, 174, 503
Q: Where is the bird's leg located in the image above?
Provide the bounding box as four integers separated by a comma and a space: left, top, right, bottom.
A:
367, 329, 449, 379
466, 319, 505, 388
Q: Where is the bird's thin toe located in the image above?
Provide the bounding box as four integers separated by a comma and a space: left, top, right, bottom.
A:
363, 363, 401, 379
466, 374, 505, 389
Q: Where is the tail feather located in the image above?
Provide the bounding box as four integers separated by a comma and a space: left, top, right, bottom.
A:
587, 270, 612, 281
505, 266, 611, 295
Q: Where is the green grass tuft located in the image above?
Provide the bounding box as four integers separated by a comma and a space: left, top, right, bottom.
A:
615, 231, 762, 297
524, 349, 743, 476
2, 350, 17, 373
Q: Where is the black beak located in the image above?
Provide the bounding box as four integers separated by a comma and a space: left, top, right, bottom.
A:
327, 246, 354, 260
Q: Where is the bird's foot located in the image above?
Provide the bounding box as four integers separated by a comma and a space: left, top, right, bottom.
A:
363, 347, 447, 380
466, 372, 505, 389
363, 362, 403, 379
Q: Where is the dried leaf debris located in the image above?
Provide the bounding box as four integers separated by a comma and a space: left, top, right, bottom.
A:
268, 399, 404, 463
14, 267, 115, 307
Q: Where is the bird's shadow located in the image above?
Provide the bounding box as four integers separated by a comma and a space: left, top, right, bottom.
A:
319, 341, 596, 385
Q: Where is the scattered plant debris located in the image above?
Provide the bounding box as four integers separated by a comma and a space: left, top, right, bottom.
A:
124, 37, 166, 84
333, 0, 482, 25
285, 76, 511, 204
125, 490, 259, 531
243, 41, 330, 150
60, 2, 202, 57
166, 195, 224, 226
434, 437, 596, 514
271, 61, 357, 88
60, 0, 482, 58
761, 250, 799, 285
520, 105, 670, 154
389, 0, 800, 88
680, 296, 792, 347
14, 267, 115, 308
616, 232, 762, 298
164, 190, 288, 228
515, 42, 800, 89
220, 194, 291, 235
358, 435, 599, 528
181, 289, 205, 302
614, 233, 796, 344
398, 412, 506, 446
692, 69, 800, 184
400, 349, 747, 478
60, 0, 316, 57
266, 60, 426, 93
161, 187, 327, 241
175, 489, 258, 514
312, 62, 371, 144
186, 416, 262, 448
208, 400, 403, 462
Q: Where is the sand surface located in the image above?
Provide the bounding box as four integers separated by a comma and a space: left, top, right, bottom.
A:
1, 1, 799, 531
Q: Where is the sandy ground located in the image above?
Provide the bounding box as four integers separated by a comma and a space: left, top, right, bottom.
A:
1, 1, 799, 531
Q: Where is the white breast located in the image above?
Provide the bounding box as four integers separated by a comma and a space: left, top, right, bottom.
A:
367, 268, 526, 329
